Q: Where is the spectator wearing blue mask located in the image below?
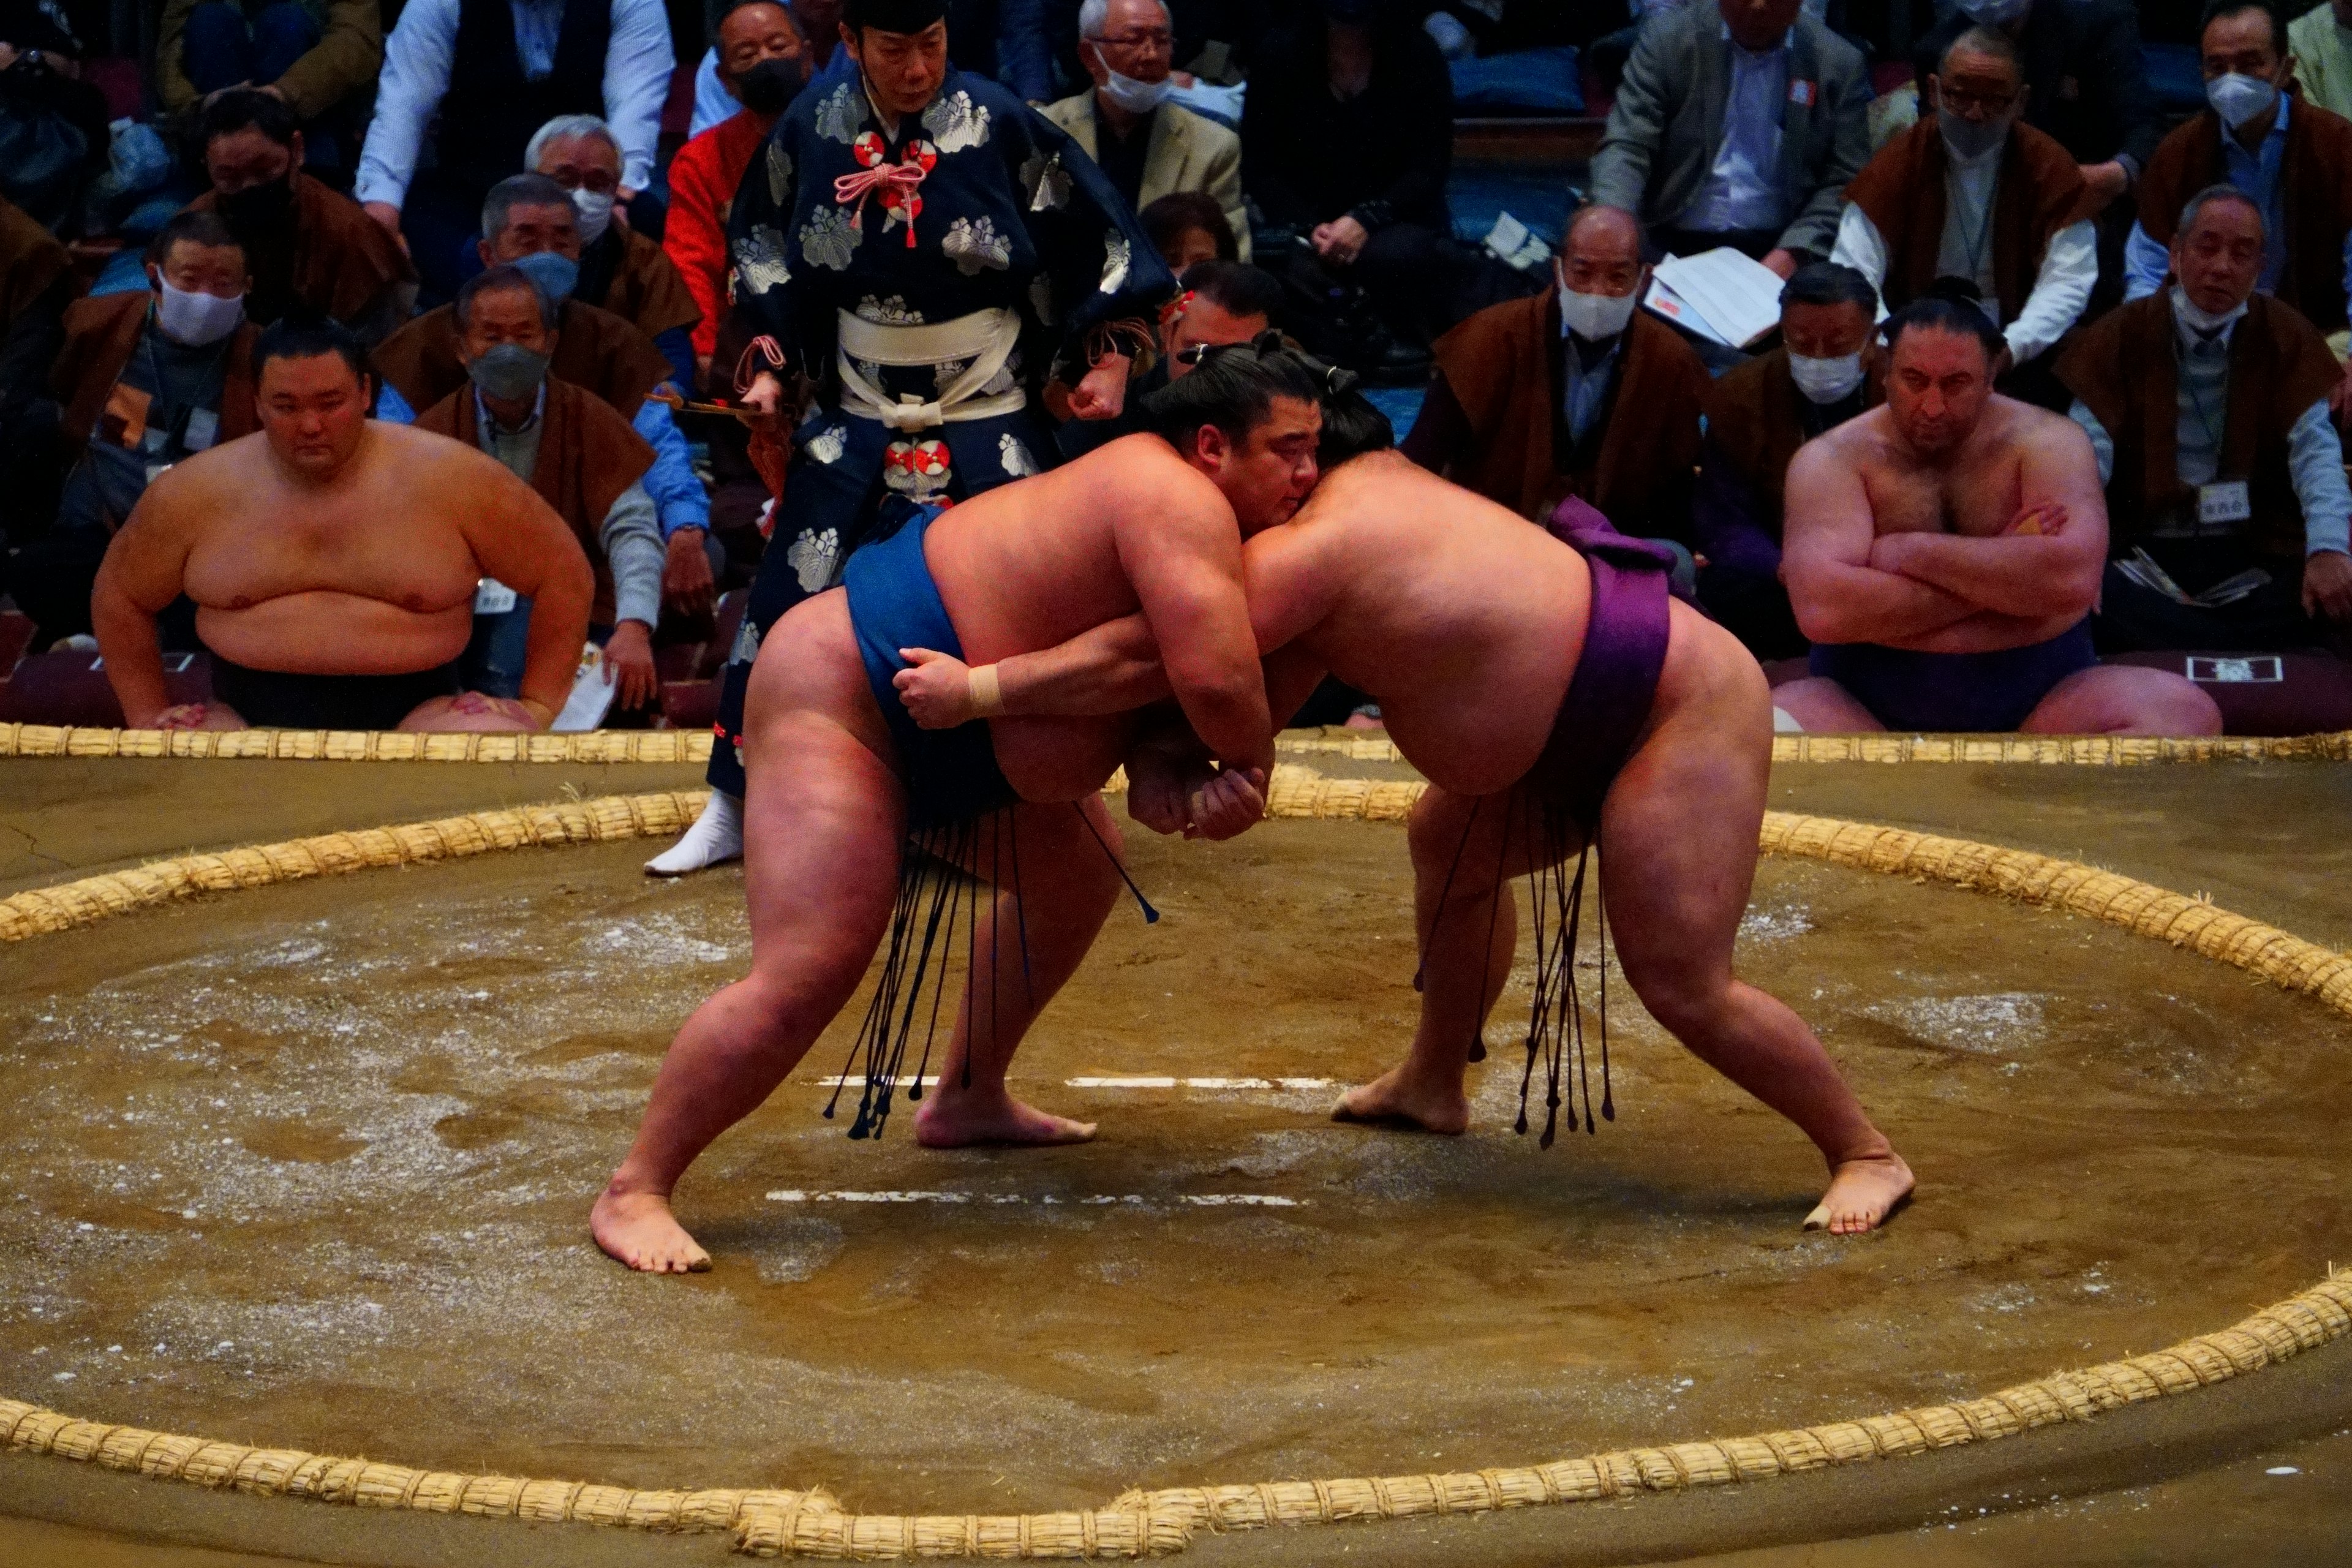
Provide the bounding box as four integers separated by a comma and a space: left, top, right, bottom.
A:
369, 174, 712, 556
524, 113, 700, 391
2128, 0, 2352, 424
353, 0, 675, 300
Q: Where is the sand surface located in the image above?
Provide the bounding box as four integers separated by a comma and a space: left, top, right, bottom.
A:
3, 752, 2350, 1562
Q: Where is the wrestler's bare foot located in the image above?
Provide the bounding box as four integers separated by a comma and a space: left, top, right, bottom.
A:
1332, 1063, 1470, 1134
913, 1089, 1098, 1148
591, 1183, 713, 1273
1803, 1152, 1915, 1235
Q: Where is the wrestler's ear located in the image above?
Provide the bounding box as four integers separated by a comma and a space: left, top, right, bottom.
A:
1191, 422, 1233, 474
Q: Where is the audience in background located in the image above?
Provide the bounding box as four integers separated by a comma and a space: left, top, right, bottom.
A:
1044, 0, 1248, 260
414, 265, 663, 710
158, 0, 383, 162
1833, 27, 2094, 386
1589, 0, 1871, 277
372, 172, 709, 559
355, 0, 674, 300
189, 89, 412, 343
2060, 185, 2352, 657
20, 211, 256, 646
1243, 0, 1452, 365
666, 0, 812, 388
524, 114, 701, 390
1695, 260, 1882, 662
2130, 0, 2352, 388
1404, 204, 1705, 544
0, 0, 2340, 741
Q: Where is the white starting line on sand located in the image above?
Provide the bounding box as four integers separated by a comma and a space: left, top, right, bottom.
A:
764, 1189, 1304, 1208
816, 1075, 1335, 1091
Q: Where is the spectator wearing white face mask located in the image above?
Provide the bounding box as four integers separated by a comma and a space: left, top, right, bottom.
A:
2128, 1, 2352, 418
1693, 259, 1883, 660
524, 113, 701, 393
20, 211, 259, 646
1041, 0, 1249, 261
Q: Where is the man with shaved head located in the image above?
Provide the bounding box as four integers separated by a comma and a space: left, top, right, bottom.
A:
1400, 203, 1708, 543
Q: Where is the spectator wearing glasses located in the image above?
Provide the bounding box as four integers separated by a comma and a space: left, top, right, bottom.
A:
525, 113, 701, 391
1042, 0, 1249, 260
2131, 1, 2352, 418
1830, 26, 2095, 381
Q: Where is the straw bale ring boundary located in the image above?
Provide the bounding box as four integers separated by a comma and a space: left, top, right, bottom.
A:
1, 786, 2350, 1556
5, 722, 2352, 766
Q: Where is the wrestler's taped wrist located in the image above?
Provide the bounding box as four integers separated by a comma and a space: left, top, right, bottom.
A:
968, 664, 1006, 719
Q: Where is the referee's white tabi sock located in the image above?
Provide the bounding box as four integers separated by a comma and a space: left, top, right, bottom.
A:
645, 790, 744, 875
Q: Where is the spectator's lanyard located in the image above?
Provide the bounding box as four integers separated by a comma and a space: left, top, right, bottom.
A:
1949, 166, 1999, 289
2180, 335, 2231, 461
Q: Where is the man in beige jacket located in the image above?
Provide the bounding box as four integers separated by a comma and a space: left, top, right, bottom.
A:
1041, 0, 1250, 262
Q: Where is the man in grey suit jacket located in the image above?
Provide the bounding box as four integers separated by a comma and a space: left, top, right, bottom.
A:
1041, 0, 1251, 260
1589, 0, 1872, 279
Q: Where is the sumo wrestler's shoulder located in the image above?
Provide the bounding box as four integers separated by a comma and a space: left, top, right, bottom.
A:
366, 419, 535, 488
137, 431, 273, 516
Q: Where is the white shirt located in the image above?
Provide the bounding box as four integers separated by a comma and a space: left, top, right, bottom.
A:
1681, 26, 1788, 234
355, 0, 674, 208
1828, 134, 2097, 368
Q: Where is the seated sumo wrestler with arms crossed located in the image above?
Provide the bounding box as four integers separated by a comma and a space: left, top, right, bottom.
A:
92, 319, 595, 734
896, 343, 1913, 1235
1773, 290, 2221, 736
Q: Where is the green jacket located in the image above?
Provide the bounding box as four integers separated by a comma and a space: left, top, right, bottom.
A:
157, 0, 384, 123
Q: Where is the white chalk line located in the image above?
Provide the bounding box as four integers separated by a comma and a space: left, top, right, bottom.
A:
764, 1189, 1304, 1208
815, 1076, 1335, 1091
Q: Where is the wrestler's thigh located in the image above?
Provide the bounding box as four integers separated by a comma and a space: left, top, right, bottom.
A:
744, 589, 895, 761
2022, 665, 2223, 736
946, 797, 1126, 910
1597, 608, 1774, 991
1408, 782, 1575, 894
739, 595, 907, 983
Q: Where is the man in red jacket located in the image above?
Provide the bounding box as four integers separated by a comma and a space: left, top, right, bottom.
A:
663, 1, 811, 390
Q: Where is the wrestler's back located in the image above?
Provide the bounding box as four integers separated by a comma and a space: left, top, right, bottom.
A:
926, 435, 1215, 798
170, 423, 498, 676
1269, 453, 1592, 798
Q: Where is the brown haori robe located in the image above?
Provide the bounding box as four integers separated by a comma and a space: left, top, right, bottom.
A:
371, 299, 673, 420
0, 195, 69, 328
1842, 117, 2087, 325
1700, 345, 1885, 543
1422, 288, 1706, 538
189, 172, 415, 334
53, 292, 259, 451
413, 376, 656, 627
2055, 292, 2343, 560
582, 225, 701, 342
2136, 99, 2352, 333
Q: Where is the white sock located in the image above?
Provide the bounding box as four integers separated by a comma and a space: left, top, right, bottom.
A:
644, 790, 744, 875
